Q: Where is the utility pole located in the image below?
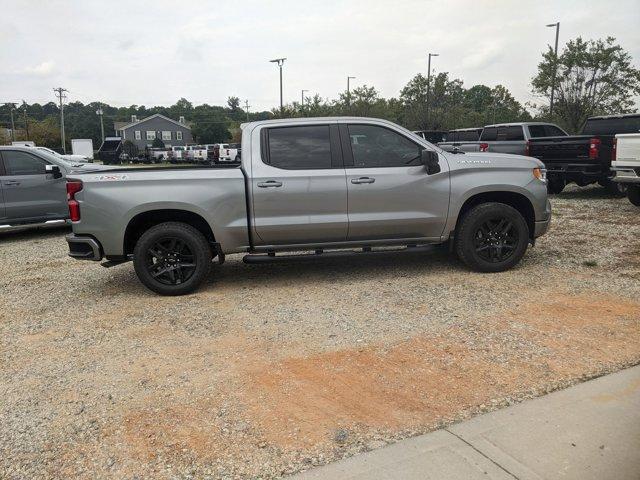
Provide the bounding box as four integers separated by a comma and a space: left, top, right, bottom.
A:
244, 99, 250, 122
5, 103, 17, 141
426, 53, 439, 129
22, 100, 29, 140
301, 89, 308, 114
546, 22, 560, 118
269, 58, 286, 116
96, 105, 105, 145
53, 87, 68, 152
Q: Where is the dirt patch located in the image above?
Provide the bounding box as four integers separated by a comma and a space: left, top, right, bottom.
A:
240, 292, 640, 453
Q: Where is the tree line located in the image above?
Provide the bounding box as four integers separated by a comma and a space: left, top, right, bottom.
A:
1, 36, 638, 151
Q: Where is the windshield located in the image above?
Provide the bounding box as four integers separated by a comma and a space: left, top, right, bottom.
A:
32, 149, 83, 168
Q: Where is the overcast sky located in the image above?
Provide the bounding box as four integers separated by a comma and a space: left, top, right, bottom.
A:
1, 0, 639, 112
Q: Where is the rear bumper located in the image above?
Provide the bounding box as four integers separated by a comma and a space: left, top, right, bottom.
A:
544, 162, 609, 182
612, 167, 640, 184
66, 234, 103, 261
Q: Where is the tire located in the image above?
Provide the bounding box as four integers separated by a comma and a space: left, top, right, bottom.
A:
547, 177, 565, 195
133, 222, 212, 296
602, 179, 627, 197
627, 185, 640, 207
455, 202, 530, 273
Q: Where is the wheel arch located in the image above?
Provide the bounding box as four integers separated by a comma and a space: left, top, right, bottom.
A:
123, 209, 216, 255
454, 191, 536, 241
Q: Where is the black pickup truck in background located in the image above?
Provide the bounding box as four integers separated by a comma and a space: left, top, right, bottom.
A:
527, 114, 640, 194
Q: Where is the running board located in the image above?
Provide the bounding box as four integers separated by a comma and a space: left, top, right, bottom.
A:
243, 245, 435, 264
0, 219, 69, 230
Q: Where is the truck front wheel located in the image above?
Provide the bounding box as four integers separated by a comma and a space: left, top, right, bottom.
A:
627, 185, 640, 206
133, 222, 212, 296
455, 203, 530, 273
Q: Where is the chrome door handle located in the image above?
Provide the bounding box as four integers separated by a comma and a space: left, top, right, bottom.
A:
3, 181, 20, 186
351, 177, 375, 184
257, 180, 283, 188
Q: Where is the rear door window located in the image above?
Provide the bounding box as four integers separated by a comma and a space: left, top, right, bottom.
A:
264, 125, 334, 170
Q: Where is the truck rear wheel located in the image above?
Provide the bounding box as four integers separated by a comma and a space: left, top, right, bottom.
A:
627, 185, 640, 206
133, 222, 212, 296
455, 203, 529, 273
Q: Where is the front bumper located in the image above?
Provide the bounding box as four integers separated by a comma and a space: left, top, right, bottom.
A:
66, 234, 103, 261
534, 199, 552, 238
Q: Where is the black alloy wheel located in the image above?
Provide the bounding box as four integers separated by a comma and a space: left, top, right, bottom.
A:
145, 237, 197, 285
133, 222, 212, 295
473, 217, 519, 263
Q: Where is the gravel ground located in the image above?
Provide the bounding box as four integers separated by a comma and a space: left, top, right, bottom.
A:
1, 184, 639, 479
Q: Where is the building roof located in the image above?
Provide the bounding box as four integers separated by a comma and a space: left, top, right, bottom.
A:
117, 113, 191, 131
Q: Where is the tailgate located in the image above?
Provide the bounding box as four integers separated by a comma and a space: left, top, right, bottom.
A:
528, 135, 591, 161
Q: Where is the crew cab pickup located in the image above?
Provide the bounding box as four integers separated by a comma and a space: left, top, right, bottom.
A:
528, 114, 640, 194
438, 122, 567, 155
612, 133, 640, 206
65, 117, 551, 296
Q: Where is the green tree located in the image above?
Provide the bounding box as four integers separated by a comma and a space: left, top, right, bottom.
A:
191, 105, 231, 143
29, 117, 61, 149
151, 137, 165, 148
531, 36, 640, 133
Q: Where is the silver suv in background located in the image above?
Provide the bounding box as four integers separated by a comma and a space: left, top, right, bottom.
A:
438, 122, 567, 155
0, 146, 111, 229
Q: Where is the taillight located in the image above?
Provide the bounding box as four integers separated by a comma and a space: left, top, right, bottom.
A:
588, 137, 601, 160
479, 143, 489, 152
611, 137, 617, 161
525, 140, 531, 156
66, 181, 83, 222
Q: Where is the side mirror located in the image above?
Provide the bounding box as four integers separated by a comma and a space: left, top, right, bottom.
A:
46, 164, 63, 179
421, 150, 441, 175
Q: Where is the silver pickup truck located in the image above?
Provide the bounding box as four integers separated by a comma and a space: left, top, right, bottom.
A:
66, 117, 551, 295
438, 122, 567, 155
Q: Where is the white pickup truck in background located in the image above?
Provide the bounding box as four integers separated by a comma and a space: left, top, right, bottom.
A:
612, 133, 640, 206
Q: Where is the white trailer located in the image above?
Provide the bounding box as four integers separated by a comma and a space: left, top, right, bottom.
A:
71, 139, 94, 160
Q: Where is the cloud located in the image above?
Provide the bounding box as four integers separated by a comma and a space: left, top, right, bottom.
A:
23, 61, 55, 76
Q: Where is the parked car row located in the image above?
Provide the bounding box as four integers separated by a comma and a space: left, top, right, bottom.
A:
432, 113, 640, 197
118, 143, 242, 165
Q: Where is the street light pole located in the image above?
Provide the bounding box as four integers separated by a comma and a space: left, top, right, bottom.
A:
96, 106, 105, 145
269, 58, 286, 116
301, 89, 308, 114
347, 76, 356, 106
546, 22, 560, 118
426, 53, 439, 129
